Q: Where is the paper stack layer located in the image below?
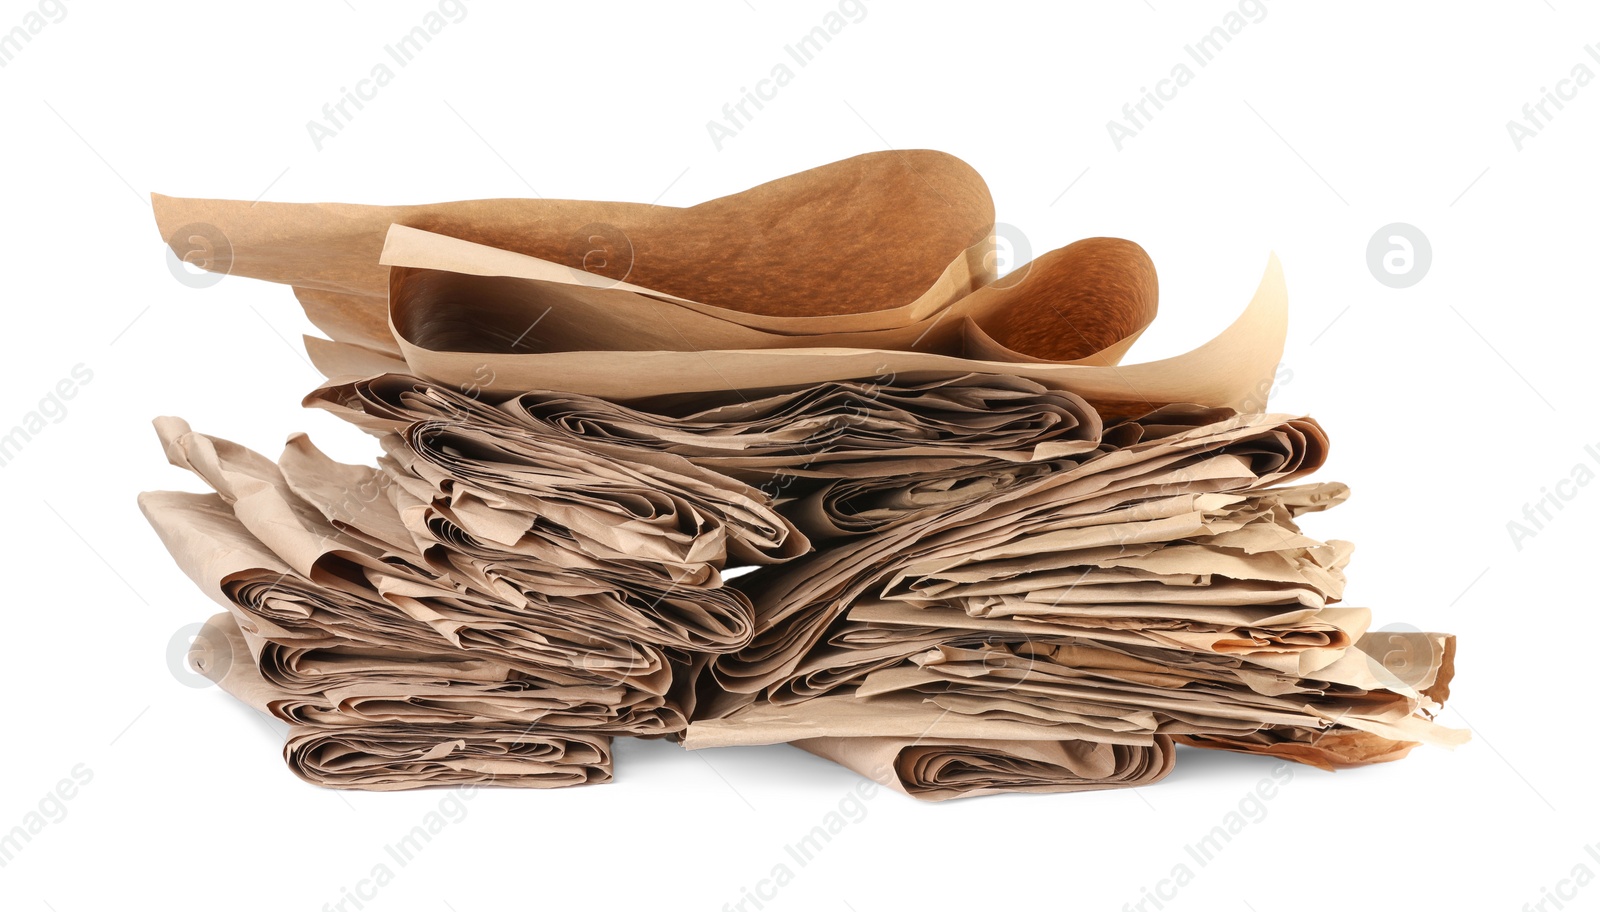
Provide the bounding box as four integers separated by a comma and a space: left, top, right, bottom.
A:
142, 150, 1463, 798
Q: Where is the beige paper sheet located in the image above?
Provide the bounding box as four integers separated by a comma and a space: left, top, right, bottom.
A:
793, 735, 1176, 801
193, 612, 614, 790
144, 149, 1462, 797
154, 150, 997, 354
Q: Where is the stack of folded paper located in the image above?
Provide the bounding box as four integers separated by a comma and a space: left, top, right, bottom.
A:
141, 150, 1464, 798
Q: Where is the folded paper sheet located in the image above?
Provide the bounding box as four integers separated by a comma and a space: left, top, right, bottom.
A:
158, 149, 1283, 417
143, 150, 1463, 798
793, 735, 1177, 801
193, 611, 614, 790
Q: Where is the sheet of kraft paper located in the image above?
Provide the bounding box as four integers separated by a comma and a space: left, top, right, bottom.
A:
153, 149, 1283, 419
143, 150, 1463, 799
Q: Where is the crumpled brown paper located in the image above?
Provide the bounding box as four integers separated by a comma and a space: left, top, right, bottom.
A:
793, 735, 1176, 801
157, 150, 1283, 418
144, 149, 1464, 798
193, 611, 613, 790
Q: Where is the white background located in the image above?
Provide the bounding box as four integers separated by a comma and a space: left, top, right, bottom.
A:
1, 2, 1593, 909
